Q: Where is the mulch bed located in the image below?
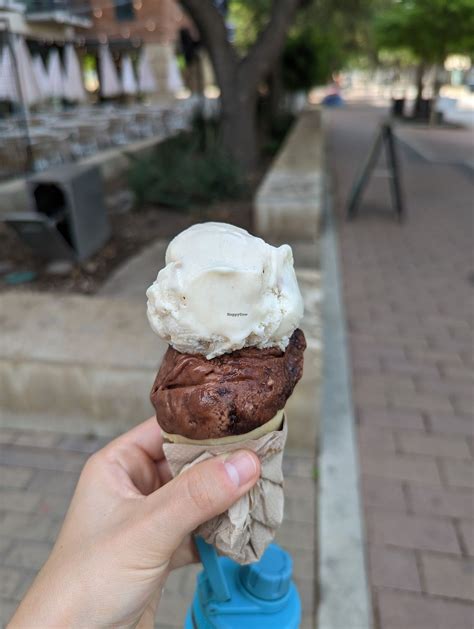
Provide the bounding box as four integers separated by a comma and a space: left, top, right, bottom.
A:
0, 201, 253, 295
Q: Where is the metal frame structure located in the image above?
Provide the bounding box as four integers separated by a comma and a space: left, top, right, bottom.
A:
347, 121, 405, 221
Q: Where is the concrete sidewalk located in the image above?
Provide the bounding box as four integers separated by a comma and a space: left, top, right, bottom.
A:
395, 124, 474, 171
326, 104, 474, 628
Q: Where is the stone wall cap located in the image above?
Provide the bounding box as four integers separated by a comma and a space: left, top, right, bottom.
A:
0, 291, 166, 370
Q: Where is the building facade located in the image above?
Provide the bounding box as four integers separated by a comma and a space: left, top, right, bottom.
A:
87, 0, 195, 97
0, 0, 91, 42
88, 0, 188, 46
1, 0, 196, 99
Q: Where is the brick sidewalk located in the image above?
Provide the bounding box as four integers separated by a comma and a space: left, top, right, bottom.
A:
327, 104, 474, 628
0, 427, 316, 628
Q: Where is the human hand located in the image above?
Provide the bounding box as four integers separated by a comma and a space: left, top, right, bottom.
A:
10, 417, 260, 628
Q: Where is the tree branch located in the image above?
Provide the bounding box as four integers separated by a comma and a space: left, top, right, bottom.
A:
179, 0, 239, 85
239, 0, 301, 88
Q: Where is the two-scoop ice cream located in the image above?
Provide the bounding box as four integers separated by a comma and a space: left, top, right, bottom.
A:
147, 222, 305, 441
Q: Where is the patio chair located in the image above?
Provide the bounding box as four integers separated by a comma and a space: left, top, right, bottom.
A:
134, 111, 155, 138
76, 124, 100, 156
107, 116, 128, 145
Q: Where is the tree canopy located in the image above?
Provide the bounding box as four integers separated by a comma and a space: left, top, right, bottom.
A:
375, 0, 474, 65
229, 0, 384, 90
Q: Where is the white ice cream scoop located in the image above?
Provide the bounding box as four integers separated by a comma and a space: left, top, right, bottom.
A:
146, 222, 304, 359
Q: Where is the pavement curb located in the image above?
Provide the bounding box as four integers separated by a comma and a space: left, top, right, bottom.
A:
317, 173, 373, 629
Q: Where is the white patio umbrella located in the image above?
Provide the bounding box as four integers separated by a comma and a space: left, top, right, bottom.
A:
63, 44, 87, 102
32, 55, 50, 100
15, 36, 41, 105
120, 54, 137, 96
47, 48, 65, 99
0, 45, 19, 102
138, 48, 156, 94
99, 44, 121, 98
167, 54, 184, 93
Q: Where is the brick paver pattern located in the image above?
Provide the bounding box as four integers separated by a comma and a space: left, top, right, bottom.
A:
327, 104, 474, 629
0, 427, 316, 628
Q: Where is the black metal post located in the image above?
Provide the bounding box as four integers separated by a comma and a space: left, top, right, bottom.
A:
383, 123, 404, 220
347, 124, 384, 220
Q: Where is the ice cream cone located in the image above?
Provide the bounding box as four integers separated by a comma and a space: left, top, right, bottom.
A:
146, 222, 307, 564
162, 410, 288, 564
162, 409, 285, 445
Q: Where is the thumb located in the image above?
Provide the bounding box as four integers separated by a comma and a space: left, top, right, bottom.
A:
145, 450, 260, 553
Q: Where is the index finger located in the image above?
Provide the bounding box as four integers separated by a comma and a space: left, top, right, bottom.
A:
110, 416, 165, 462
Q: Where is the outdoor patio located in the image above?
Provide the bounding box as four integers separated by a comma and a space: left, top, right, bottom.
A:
0, 99, 198, 179
0, 30, 193, 180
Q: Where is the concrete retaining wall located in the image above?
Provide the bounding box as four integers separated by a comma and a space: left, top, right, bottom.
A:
255, 106, 324, 242
0, 292, 165, 435
254, 106, 324, 452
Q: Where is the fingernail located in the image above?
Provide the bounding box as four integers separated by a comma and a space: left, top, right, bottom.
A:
224, 451, 258, 487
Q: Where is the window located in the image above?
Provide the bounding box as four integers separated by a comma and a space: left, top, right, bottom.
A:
115, 0, 134, 21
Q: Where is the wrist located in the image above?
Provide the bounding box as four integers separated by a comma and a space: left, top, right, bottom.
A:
10, 557, 87, 628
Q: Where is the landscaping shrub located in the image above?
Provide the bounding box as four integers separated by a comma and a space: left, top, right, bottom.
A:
262, 111, 295, 156
128, 117, 245, 210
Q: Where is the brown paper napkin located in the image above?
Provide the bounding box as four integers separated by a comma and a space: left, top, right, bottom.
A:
163, 415, 288, 564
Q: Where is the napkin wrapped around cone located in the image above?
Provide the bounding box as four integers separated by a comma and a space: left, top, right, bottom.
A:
162, 413, 287, 564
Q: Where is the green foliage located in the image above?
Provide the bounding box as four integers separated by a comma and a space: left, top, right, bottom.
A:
280, 0, 386, 90
375, 0, 474, 64
377, 47, 418, 68
229, 0, 380, 76
228, 0, 271, 53
282, 26, 345, 90
262, 112, 295, 156
128, 119, 245, 210
228, 0, 408, 91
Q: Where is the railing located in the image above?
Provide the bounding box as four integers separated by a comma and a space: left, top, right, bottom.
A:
23, 0, 90, 18
0, 0, 26, 11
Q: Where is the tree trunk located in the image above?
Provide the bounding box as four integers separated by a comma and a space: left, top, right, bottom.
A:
220, 85, 258, 172
180, 0, 301, 174
268, 61, 284, 123
429, 65, 442, 125
413, 62, 425, 119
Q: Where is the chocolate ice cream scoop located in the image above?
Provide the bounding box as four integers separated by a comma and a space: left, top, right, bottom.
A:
151, 329, 306, 440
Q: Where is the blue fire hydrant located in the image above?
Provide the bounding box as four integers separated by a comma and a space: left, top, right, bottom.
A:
184, 537, 301, 628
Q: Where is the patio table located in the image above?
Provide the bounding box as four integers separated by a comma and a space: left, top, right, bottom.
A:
0, 129, 71, 173
54, 120, 109, 154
